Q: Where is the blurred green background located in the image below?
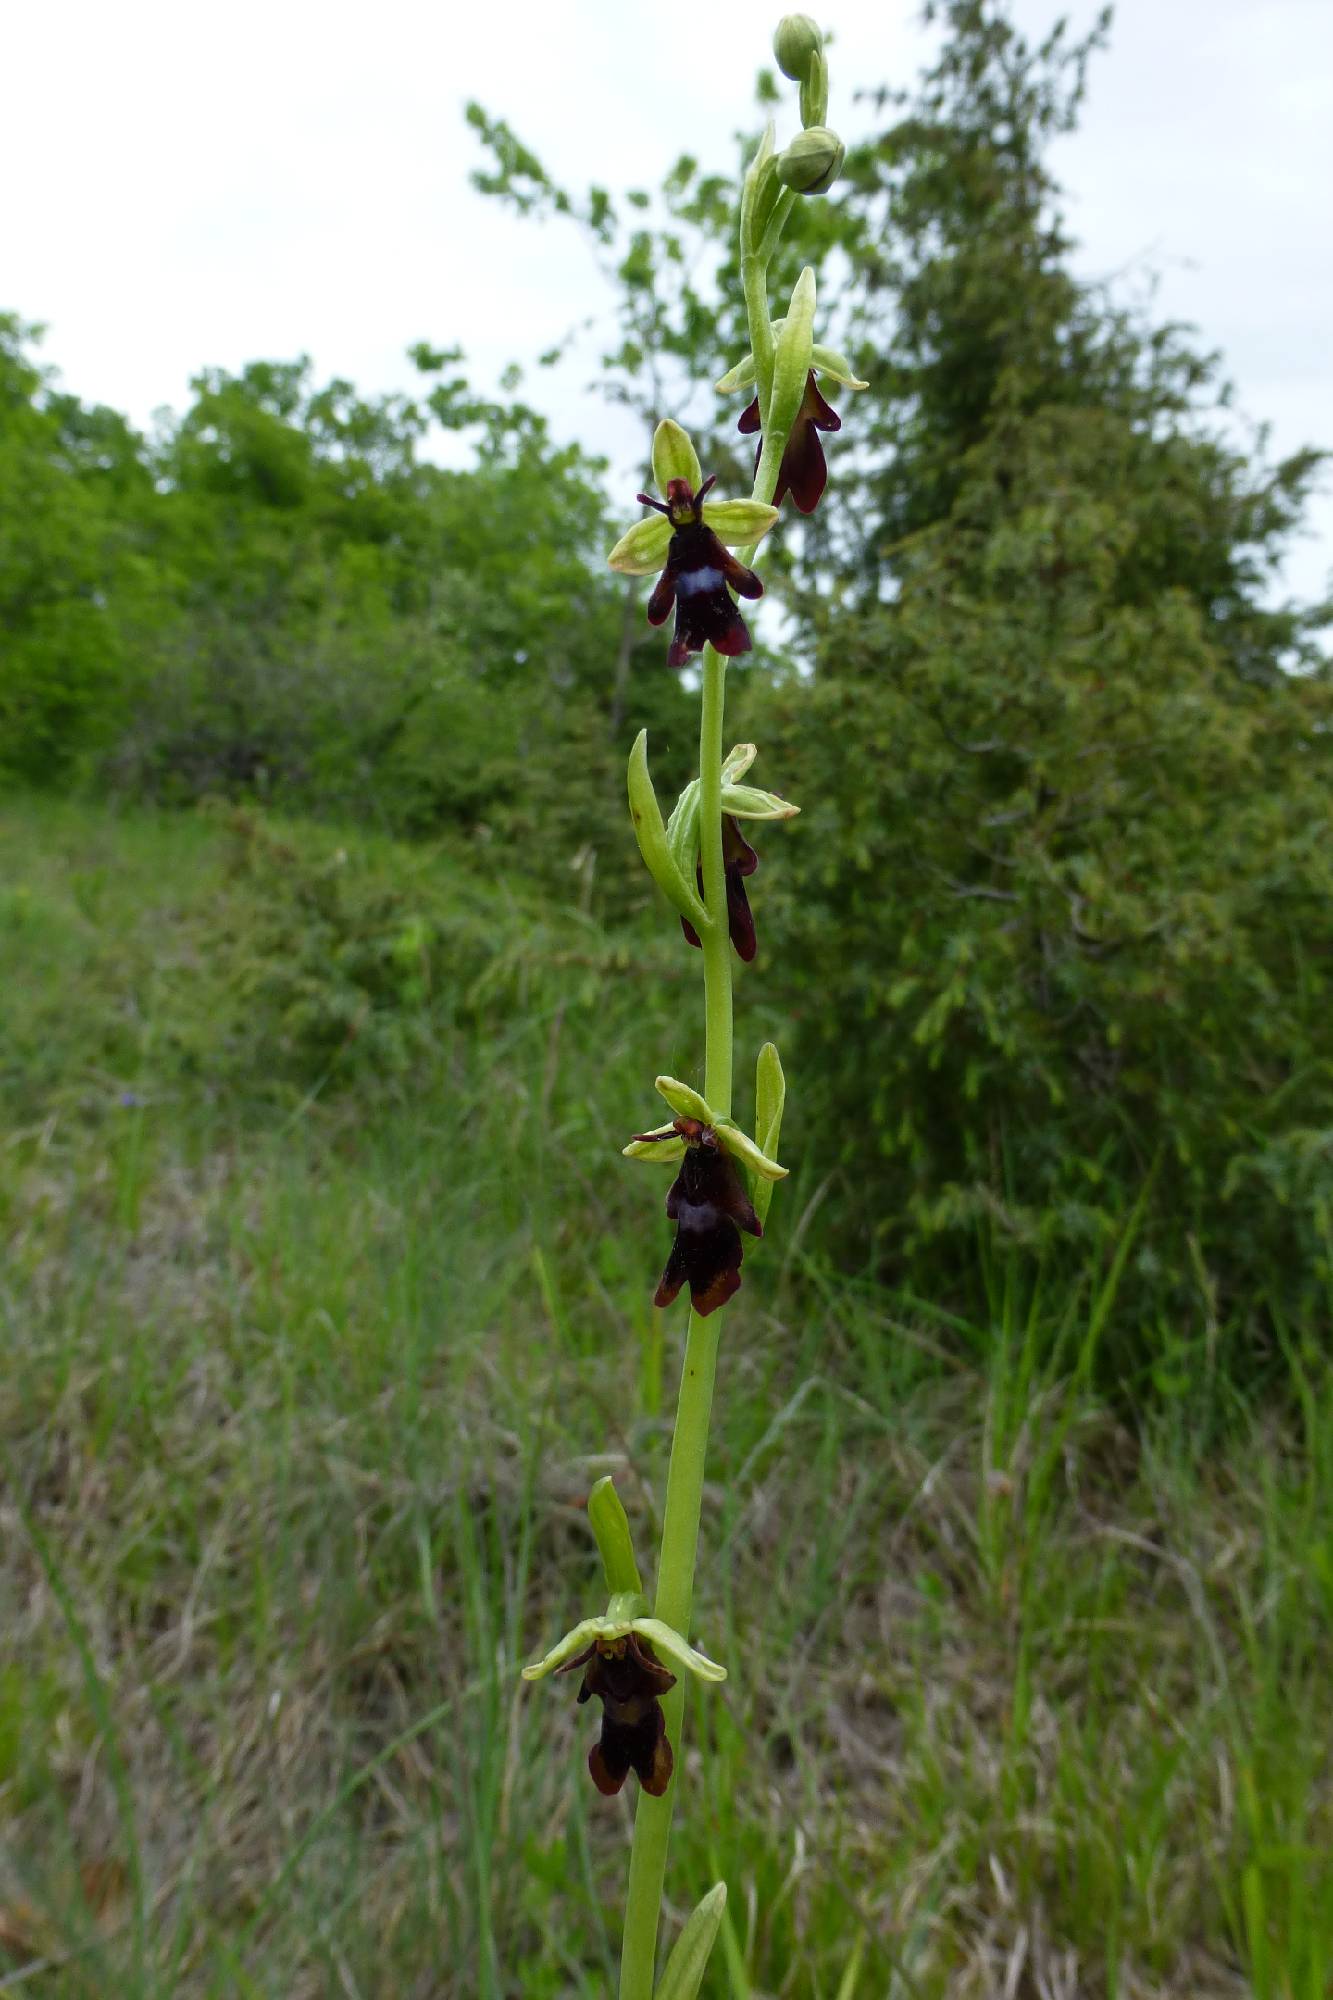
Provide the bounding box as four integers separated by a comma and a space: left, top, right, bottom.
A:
2, 5, 1331, 1993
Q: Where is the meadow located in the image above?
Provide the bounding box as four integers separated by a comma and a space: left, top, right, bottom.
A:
2, 792, 1330, 1998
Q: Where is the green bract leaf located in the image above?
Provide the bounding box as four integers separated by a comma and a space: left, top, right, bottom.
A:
714, 1118, 788, 1182
628, 732, 708, 928
811, 340, 868, 391
721, 781, 799, 821
655, 1075, 717, 1125
799, 51, 830, 129
755, 1042, 786, 1159
666, 778, 702, 888
588, 1476, 643, 1598
623, 1122, 687, 1163
700, 498, 780, 547
768, 268, 817, 451
753, 1042, 787, 1226
651, 418, 702, 496
751, 118, 777, 177
655, 1883, 729, 2000
608, 512, 673, 576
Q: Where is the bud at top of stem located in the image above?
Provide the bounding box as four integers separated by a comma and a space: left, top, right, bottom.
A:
773, 13, 822, 81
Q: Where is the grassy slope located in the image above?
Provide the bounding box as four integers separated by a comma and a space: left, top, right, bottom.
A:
1, 794, 1329, 1998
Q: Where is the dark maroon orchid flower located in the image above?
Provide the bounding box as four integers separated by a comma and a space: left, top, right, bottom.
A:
556, 1631, 676, 1797
739, 370, 842, 514
632, 1116, 762, 1317
640, 476, 764, 667
680, 815, 759, 962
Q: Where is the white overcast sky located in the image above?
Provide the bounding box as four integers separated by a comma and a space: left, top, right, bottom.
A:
4, 0, 1330, 608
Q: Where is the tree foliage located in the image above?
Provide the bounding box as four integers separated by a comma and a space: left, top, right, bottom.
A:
4, 1, 1330, 1339
744, 2, 1332, 1329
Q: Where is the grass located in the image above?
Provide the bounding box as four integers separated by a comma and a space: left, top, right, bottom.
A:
1, 791, 1330, 1997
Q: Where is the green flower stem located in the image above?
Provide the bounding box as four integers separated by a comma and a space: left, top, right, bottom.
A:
619, 148, 789, 1992
698, 648, 734, 1115
617, 1306, 722, 2000
618, 639, 732, 1999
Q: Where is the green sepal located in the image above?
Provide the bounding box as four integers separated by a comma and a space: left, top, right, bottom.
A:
722, 743, 757, 782
714, 352, 757, 396
655, 1882, 729, 2000
651, 418, 702, 496
655, 1075, 716, 1125
752, 1042, 787, 1226
588, 1476, 644, 1599
623, 1121, 687, 1164
522, 1611, 726, 1684
714, 1118, 788, 1184
811, 340, 868, 390
700, 498, 779, 547
721, 781, 799, 821
608, 512, 673, 576
522, 1615, 616, 1680
628, 732, 708, 929
632, 1617, 726, 1683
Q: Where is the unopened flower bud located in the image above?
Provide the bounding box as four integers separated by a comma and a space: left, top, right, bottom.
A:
773, 13, 822, 81
776, 126, 844, 195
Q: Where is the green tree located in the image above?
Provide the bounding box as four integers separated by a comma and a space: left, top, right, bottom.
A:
0, 315, 157, 780
748, 1, 1332, 1333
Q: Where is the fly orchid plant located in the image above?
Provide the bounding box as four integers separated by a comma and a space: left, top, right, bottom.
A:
523, 18, 864, 1995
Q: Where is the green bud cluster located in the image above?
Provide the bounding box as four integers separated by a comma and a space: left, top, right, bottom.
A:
771, 12, 841, 194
